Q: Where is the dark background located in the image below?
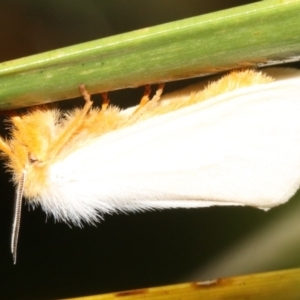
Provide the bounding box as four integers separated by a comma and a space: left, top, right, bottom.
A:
1, 1, 300, 299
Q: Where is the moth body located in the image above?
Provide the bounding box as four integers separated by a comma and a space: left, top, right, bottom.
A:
2, 68, 300, 262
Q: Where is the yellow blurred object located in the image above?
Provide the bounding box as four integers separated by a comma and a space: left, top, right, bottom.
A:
65, 268, 300, 300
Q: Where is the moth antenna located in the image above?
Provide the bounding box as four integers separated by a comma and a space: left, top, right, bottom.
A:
48, 84, 93, 158
11, 170, 26, 264
101, 92, 110, 111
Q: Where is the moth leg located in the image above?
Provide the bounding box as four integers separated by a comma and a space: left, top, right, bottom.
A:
79, 83, 93, 106
152, 83, 164, 101
139, 85, 152, 107
0, 137, 13, 158
48, 84, 93, 158
0, 113, 23, 159
130, 85, 151, 116
81, 85, 110, 111
142, 83, 164, 108
101, 92, 110, 111
149, 83, 164, 106
130, 83, 165, 120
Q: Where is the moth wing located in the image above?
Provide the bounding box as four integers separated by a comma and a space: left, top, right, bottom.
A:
45, 69, 300, 223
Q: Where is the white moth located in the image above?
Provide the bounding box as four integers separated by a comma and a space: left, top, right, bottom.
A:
1, 68, 300, 263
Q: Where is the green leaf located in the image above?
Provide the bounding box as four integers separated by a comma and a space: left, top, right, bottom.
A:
0, 0, 300, 109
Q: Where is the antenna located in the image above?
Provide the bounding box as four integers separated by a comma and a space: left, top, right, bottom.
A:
11, 171, 26, 264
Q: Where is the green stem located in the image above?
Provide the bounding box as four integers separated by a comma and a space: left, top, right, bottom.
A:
0, 0, 300, 109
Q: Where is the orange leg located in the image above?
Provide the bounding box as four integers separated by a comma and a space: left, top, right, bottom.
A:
139, 85, 151, 107
151, 83, 164, 103
101, 92, 110, 111
48, 84, 93, 158
130, 85, 151, 116
125, 83, 165, 126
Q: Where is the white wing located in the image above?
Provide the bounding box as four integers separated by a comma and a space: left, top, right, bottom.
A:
38, 68, 300, 224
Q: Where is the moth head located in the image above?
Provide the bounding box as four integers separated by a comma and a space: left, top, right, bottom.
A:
0, 110, 57, 264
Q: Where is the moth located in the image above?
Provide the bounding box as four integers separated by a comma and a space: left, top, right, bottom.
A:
1, 67, 300, 263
